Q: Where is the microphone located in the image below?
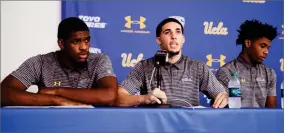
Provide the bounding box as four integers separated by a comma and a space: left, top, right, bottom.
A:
154, 50, 168, 67
154, 50, 168, 89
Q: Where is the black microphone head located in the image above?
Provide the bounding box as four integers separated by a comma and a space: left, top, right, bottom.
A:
154, 50, 168, 66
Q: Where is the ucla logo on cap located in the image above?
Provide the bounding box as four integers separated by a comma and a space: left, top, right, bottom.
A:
169, 16, 185, 27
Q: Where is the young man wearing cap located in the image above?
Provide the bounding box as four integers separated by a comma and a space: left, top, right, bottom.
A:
116, 18, 228, 108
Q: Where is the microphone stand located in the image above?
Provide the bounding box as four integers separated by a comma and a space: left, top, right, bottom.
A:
138, 62, 172, 108
156, 62, 161, 89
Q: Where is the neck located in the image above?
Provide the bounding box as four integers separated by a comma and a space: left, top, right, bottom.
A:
168, 52, 182, 64
240, 50, 254, 65
58, 51, 78, 68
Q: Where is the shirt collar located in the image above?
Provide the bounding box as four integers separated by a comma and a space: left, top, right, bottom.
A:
56, 51, 88, 73
164, 55, 185, 70
237, 54, 261, 69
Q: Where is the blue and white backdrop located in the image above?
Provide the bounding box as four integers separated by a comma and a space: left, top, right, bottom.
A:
61, 0, 284, 107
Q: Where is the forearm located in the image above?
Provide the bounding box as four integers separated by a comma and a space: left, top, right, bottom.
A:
55, 87, 117, 106
116, 94, 144, 107
265, 96, 276, 108
1, 88, 59, 106
265, 102, 276, 108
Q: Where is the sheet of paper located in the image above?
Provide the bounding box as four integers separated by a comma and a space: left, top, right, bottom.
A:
181, 105, 207, 109
3, 106, 95, 108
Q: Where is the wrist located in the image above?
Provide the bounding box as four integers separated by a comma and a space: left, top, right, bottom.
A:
138, 95, 145, 105
54, 88, 62, 96
52, 96, 61, 105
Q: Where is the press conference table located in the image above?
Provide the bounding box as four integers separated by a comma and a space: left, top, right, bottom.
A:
1, 107, 283, 132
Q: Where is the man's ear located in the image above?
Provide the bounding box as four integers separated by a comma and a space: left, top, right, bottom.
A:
58, 39, 64, 50
244, 39, 251, 48
156, 37, 161, 46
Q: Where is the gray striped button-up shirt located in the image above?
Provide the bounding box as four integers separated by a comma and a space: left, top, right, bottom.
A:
121, 55, 225, 107
11, 51, 116, 89
216, 56, 276, 108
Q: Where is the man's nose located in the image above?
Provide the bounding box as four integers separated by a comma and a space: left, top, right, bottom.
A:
171, 32, 177, 40
79, 42, 88, 50
264, 48, 268, 56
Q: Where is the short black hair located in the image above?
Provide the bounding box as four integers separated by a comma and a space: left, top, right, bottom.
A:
57, 17, 89, 40
156, 18, 184, 37
236, 19, 277, 46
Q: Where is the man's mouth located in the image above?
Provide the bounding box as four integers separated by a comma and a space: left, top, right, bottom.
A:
260, 56, 266, 61
79, 54, 88, 59
170, 42, 177, 49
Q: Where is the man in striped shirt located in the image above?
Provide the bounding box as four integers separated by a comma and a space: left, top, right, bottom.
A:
1, 17, 118, 106
116, 18, 228, 108
216, 20, 278, 108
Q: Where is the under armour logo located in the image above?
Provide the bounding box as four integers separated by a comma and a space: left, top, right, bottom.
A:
241, 78, 246, 83
206, 54, 226, 67
53, 81, 61, 86
125, 16, 146, 29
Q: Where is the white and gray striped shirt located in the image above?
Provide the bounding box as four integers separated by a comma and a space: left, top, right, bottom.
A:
121, 55, 225, 107
216, 56, 276, 108
11, 51, 116, 89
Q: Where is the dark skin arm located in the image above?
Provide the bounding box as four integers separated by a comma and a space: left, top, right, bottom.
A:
1, 75, 86, 106
40, 76, 118, 106
265, 96, 276, 108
